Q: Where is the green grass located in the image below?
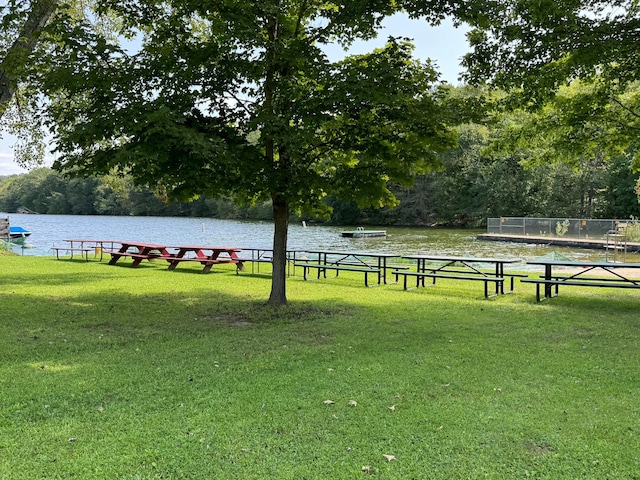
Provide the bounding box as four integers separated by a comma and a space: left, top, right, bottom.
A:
1, 256, 640, 479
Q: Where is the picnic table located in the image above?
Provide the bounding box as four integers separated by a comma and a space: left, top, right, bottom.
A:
54, 239, 118, 261
235, 248, 274, 274
235, 248, 304, 276
294, 250, 402, 286
165, 245, 243, 274
397, 255, 523, 298
105, 241, 243, 273
106, 241, 171, 267
522, 259, 640, 301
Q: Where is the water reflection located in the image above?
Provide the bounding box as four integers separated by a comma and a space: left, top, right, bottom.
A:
5, 213, 640, 265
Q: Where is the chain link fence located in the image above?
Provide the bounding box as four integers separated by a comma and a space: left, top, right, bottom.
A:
487, 217, 640, 242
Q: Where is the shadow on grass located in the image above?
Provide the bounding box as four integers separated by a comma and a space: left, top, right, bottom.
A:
2, 271, 124, 288
3, 260, 640, 371
3, 261, 640, 479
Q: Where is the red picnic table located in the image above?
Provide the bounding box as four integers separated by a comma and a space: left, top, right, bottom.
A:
105, 241, 243, 273
165, 245, 243, 273
107, 241, 171, 267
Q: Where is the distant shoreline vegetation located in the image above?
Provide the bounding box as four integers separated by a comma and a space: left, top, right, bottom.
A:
2, 155, 640, 228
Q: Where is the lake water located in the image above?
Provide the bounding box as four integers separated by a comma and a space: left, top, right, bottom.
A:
4, 213, 639, 266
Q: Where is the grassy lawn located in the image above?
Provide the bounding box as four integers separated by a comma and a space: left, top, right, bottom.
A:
1, 256, 639, 479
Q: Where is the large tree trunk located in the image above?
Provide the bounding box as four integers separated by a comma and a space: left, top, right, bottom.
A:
0, 0, 57, 117
268, 195, 289, 305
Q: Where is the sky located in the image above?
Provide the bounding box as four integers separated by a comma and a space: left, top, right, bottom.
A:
0, 14, 470, 177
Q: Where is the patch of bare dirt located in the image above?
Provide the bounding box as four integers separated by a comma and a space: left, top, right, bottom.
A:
524, 441, 555, 456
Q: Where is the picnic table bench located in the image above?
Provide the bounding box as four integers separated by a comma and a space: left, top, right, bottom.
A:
294, 250, 400, 287
394, 270, 506, 298
397, 255, 522, 298
294, 262, 382, 287
522, 260, 640, 301
52, 246, 93, 261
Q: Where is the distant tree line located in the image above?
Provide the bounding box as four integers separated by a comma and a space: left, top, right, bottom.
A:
2, 119, 639, 226
328, 122, 640, 226
0, 168, 274, 220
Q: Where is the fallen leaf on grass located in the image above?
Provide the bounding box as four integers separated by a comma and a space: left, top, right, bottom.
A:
382, 454, 396, 462
323, 400, 335, 405
388, 405, 396, 412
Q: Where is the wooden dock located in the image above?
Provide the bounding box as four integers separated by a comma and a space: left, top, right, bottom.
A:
477, 233, 640, 252
0, 218, 8, 241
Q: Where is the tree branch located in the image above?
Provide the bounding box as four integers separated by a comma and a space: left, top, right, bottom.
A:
0, 0, 58, 118
609, 95, 640, 121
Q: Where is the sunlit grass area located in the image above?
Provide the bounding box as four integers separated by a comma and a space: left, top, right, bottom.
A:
1, 256, 639, 479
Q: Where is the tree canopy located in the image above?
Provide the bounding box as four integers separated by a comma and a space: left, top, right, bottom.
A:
39, 1, 469, 304
462, 0, 640, 196
462, 0, 640, 103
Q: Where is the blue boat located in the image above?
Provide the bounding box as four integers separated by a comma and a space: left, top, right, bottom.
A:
9, 226, 32, 240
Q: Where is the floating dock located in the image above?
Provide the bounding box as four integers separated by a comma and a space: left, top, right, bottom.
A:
341, 229, 386, 238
